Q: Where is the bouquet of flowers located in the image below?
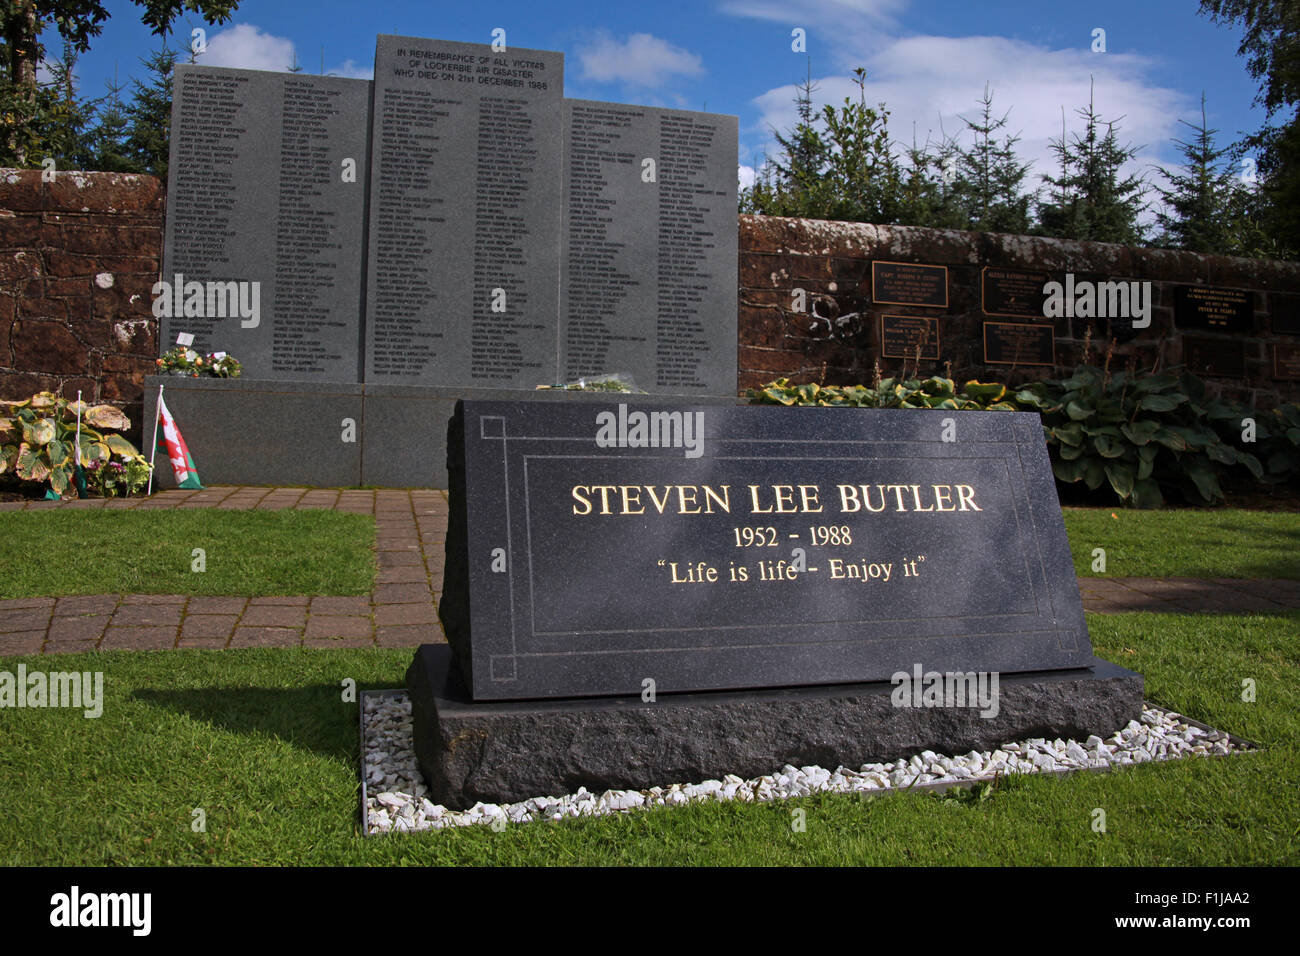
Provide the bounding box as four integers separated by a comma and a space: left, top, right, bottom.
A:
155, 348, 242, 378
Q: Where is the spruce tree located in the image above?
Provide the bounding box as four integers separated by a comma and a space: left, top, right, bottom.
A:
123, 45, 178, 180
1153, 93, 1240, 253
1037, 82, 1147, 244
956, 84, 1033, 234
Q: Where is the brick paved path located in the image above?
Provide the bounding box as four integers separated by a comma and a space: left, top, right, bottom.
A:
0, 487, 448, 656
1, 486, 1298, 657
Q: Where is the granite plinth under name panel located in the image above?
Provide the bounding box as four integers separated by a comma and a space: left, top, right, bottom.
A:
560, 99, 738, 394
440, 399, 1093, 701
361, 386, 736, 488
144, 376, 362, 487
363, 36, 564, 388
163, 65, 371, 383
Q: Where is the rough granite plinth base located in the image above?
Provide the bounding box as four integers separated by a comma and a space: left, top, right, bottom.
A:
406, 644, 1144, 810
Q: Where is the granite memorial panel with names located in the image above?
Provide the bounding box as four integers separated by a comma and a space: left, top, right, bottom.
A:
981, 267, 1051, 319
560, 99, 737, 393
871, 261, 948, 308
440, 399, 1093, 700
983, 321, 1055, 366
164, 65, 371, 382
1174, 285, 1254, 333
880, 314, 939, 360
363, 36, 564, 387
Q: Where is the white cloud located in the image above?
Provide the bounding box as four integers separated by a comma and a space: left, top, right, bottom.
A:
746, 34, 1192, 219
721, 0, 905, 25
577, 32, 705, 89
739, 164, 756, 189
326, 59, 373, 80
191, 25, 372, 79
196, 24, 297, 73
721, 0, 909, 53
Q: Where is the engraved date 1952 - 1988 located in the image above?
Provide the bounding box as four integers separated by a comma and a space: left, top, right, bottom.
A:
733, 526, 853, 547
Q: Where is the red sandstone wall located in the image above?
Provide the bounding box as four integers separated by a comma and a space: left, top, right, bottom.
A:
738, 215, 1300, 407
4, 170, 1299, 418
0, 168, 162, 433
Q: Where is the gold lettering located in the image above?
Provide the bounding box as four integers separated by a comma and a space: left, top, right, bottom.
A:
645, 486, 672, 513
773, 485, 796, 513
909, 484, 935, 512
676, 485, 701, 514
619, 485, 644, 515
861, 484, 887, 512
838, 484, 860, 513
702, 485, 731, 514
933, 484, 954, 511
748, 484, 773, 513
957, 484, 981, 511
798, 484, 823, 513
571, 486, 592, 516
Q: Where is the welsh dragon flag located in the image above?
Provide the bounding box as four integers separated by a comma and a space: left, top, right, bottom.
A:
155, 394, 204, 489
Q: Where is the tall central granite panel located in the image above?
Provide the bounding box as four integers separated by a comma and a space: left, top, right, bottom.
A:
363, 36, 565, 388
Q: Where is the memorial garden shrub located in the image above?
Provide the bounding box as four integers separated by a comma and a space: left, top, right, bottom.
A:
0, 392, 151, 499
751, 367, 1298, 508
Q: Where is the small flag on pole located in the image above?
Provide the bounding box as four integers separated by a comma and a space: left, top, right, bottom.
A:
155, 393, 204, 489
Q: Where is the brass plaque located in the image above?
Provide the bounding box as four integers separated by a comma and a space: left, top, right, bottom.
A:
983, 322, 1054, 367
871, 260, 948, 308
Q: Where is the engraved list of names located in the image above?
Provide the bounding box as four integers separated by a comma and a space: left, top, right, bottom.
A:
364, 36, 564, 386
561, 100, 737, 393
164, 65, 370, 382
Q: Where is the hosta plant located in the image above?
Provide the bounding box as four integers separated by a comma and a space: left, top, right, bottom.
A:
750, 376, 1028, 411
0, 392, 151, 498
1018, 366, 1263, 508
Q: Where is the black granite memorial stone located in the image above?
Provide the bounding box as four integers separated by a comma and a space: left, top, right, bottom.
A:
363, 36, 565, 388
1174, 285, 1254, 333
439, 399, 1093, 701
560, 100, 738, 393
983, 321, 1055, 366
871, 261, 948, 307
163, 65, 372, 382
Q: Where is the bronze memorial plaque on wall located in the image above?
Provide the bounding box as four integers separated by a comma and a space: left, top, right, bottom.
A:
1273, 294, 1300, 336
1182, 335, 1246, 377
1274, 344, 1300, 380
1174, 285, 1254, 333
981, 267, 1051, 319
984, 321, 1055, 366
880, 314, 940, 360
872, 261, 948, 308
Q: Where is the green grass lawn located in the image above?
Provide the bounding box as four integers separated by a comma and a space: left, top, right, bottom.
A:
1062, 508, 1300, 579
0, 510, 375, 599
1, 611, 1295, 866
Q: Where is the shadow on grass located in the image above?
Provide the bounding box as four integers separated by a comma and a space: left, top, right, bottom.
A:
131, 684, 393, 762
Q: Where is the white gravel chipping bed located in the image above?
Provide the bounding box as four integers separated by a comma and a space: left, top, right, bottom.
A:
360, 692, 1253, 835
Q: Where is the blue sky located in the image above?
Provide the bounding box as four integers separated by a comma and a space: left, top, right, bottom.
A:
65, 0, 1267, 205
